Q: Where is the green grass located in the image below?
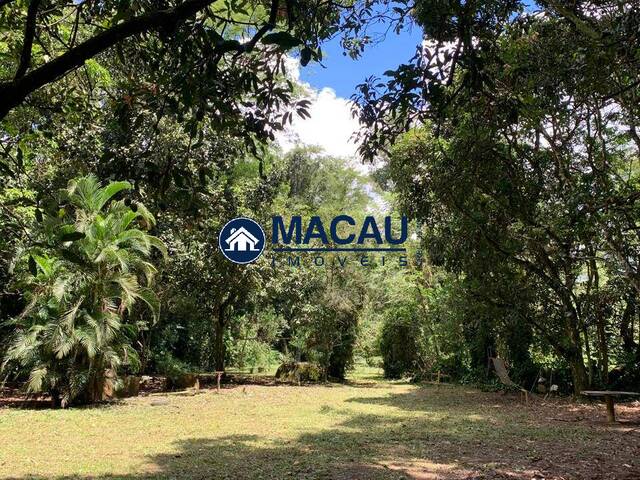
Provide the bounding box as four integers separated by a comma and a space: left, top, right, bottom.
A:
0, 368, 638, 479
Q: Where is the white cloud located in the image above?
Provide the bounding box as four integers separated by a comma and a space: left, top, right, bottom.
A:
276, 58, 388, 211
276, 59, 365, 170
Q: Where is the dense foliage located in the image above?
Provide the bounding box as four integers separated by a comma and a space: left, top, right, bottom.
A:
2, 176, 165, 406
1, 0, 639, 406
355, 0, 640, 393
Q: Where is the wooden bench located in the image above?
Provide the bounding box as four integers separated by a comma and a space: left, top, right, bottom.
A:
581, 390, 640, 423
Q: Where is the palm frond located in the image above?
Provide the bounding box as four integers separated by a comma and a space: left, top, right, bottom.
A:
136, 287, 161, 323
26, 365, 48, 393
97, 181, 132, 212
147, 235, 168, 260
60, 298, 84, 329
68, 175, 101, 212
113, 274, 140, 310
76, 326, 98, 358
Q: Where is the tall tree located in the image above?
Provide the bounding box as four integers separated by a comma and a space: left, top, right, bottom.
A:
355, 2, 640, 393
0, 0, 344, 120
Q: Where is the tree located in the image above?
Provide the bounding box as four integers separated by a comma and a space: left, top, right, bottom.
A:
354, 2, 640, 394
267, 148, 372, 380
2, 175, 165, 406
152, 146, 285, 372
0, 0, 345, 120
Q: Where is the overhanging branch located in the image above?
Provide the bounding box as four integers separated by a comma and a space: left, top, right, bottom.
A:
0, 0, 281, 120
14, 0, 42, 80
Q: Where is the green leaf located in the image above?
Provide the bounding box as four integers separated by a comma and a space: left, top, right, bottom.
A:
85, 59, 113, 87
300, 47, 312, 67
60, 249, 85, 265
136, 287, 161, 323
261, 32, 302, 49
3, 197, 35, 207
32, 255, 54, 276
147, 235, 168, 260
60, 231, 86, 242
27, 365, 48, 393
28, 255, 37, 276
97, 180, 132, 211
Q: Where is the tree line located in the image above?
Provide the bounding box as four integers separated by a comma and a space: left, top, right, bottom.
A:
1, 0, 639, 405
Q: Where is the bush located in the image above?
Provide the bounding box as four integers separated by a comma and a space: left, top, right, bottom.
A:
1, 176, 164, 407
154, 352, 192, 385
327, 316, 357, 380
275, 362, 322, 382
379, 311, 422, 379
365, 356, 383, 368
232, 340, 282, 373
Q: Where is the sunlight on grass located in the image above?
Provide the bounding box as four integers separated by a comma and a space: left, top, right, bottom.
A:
0, 373, 637, 479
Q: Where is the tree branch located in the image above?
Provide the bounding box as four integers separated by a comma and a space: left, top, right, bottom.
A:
0, 0, 280, 120
243, 0, 278, 51
544, 0, 602, 41
14, 0, 42, 80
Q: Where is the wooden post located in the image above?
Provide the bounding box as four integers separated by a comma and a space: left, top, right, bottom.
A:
605, 396, 616, 423
216, 371, 222, 393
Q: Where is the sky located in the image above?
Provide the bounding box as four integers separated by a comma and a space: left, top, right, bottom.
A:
299, 24, 423, 99
276, 21, 423, 165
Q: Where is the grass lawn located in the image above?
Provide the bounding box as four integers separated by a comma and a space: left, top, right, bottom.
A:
1, 368, 638, 480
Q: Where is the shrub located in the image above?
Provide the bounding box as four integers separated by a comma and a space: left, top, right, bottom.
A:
154, 352, 192, 386
232, 340, 282, 373
2, 176, 165, 407
379, 309, 422, 379
275, 362, 322, 382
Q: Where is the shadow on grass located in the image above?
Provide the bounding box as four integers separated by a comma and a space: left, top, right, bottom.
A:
3, 416, 502, 480
7, 385, 640, 480
0, 380, 342, 410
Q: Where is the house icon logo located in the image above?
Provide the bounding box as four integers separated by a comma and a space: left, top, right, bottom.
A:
218, 217, 266, 264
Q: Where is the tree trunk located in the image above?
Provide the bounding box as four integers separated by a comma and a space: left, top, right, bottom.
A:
50, 388, 62, 408
568, 351, 589, 396
596, 317, 609, 385
581, 324, 595, 387
589, 257, 609, 385
561, 296, 589, 395
212, 308, 226, 372
620, 293, 637, 355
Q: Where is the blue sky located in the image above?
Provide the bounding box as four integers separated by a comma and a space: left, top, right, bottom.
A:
281, 5, 539, 161
296, 1, 539, 97
278, 19, 423, 162
299, 24, 424, 98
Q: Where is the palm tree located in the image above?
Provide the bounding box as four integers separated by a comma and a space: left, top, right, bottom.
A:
2, 175, 166, 407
